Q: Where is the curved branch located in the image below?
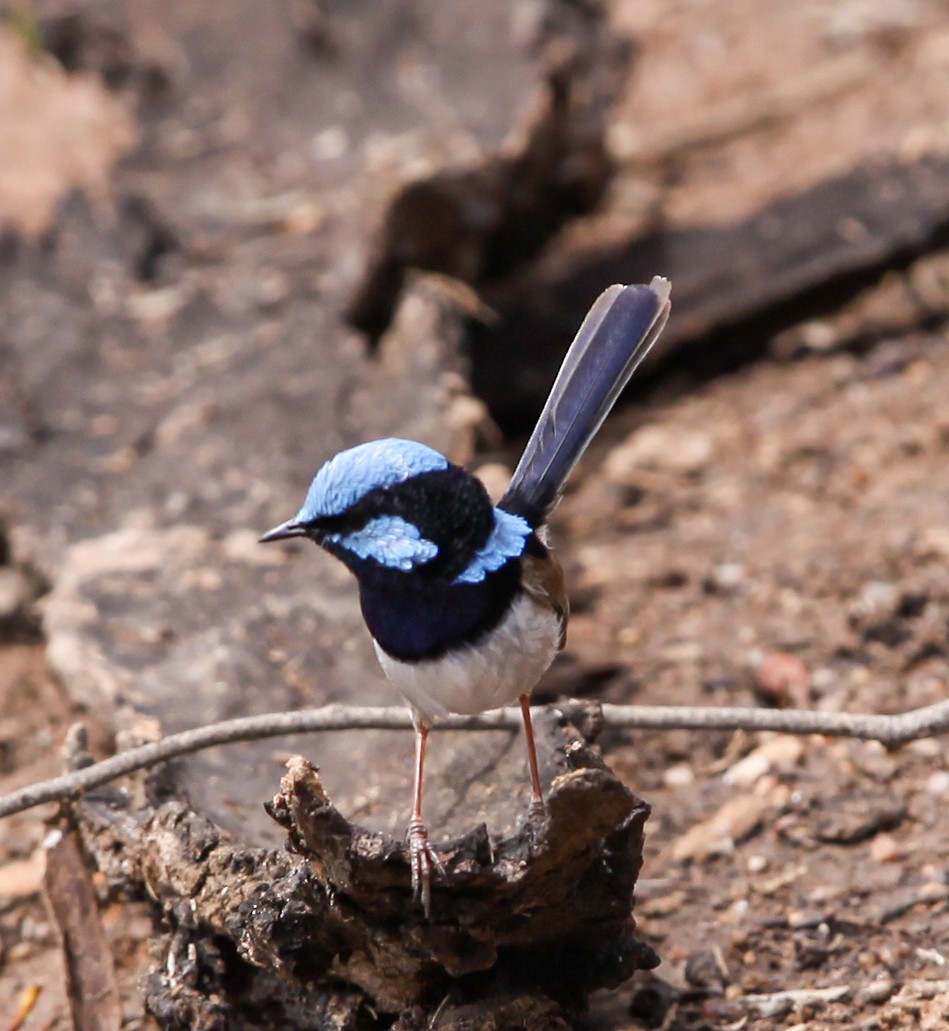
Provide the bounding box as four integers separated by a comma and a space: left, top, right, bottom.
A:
601, 698, 949, 741
2, 697, 948, 820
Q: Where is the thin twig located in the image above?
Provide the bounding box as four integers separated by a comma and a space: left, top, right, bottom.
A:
896, 979, 949, 1000
741, 984, 851, 1016
2, 698, 949, 821
601, 698, 949, 742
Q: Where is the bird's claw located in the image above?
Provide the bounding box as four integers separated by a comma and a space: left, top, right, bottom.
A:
523, 798, 548, 850
527, 798, 547, 822
408, 817, 444, 918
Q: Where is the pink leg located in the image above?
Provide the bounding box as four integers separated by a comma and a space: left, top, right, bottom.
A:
407, 721, 443, 917
519, 694, 546, 819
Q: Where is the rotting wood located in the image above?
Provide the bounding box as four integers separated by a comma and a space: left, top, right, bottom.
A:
74, 710, 656, 1029
471, 154, 949, 426
44, 823, 122, 1031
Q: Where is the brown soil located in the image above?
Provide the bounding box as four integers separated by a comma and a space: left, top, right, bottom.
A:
4, 314, 948, 1029
2, 0, 949, 1028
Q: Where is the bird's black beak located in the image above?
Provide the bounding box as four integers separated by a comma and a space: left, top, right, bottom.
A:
259, 519, 310, 544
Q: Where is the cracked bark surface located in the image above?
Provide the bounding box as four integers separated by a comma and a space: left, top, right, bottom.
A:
77, 711, 655, 1029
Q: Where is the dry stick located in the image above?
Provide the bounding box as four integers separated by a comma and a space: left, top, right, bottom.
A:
741, 984, 851, 1016
2, 697, 949, 821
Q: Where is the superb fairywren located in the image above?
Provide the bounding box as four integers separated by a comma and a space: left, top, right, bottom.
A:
261, 278, 671, 913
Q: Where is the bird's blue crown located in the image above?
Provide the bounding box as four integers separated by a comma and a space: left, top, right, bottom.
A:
294, 438, 449, 522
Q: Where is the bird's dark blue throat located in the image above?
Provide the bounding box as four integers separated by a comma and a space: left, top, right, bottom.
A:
353, 557, 523, 661
302, 465, 541, 661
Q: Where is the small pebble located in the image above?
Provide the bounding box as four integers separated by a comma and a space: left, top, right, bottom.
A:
724, 751, 772, 787
728, 898, 749, 921
311, 125, 349, 160
724, 735, 804, 787
849, 580, 900, 625
799, 319, 837, 351
659, 639, 704, 663
811, 667, 835, 692
0, 568, 33, 621
925, 770, 949, 795
685, 948, 728, 988
754, 652, 811, 708
706, 562, 746, 592
907, 737, 941, 758
858, 978, 896, 1004
663, 763, 695, 788
786, 908, 829, 929
0, 855, 44, 899
641, 891, 689, 920
916, 526, 949, 560
747, 854, 769, 874
671, 794, 769, 862
870, 832, 901, 863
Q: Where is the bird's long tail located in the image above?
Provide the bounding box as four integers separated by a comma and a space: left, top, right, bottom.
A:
499, 277, 671, 526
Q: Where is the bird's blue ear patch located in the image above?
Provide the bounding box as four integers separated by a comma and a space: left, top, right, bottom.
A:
327, 515, 439, 571
454, 508, 531, 584
295, 438, 449, 521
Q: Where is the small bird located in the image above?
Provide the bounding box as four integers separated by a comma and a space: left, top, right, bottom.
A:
260, 277, 671, 913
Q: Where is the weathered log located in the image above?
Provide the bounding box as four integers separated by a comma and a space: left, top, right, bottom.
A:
470, 154, 949, 427
76, 709, 655, 1029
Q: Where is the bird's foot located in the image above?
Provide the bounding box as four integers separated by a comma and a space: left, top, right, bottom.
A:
524, 798, 548, 850
407, 816, 444, 918
527, 798, 547, 822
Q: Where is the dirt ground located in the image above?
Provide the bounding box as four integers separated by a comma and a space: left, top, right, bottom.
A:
573, 315, 949, 1030
4, 311, 948, 1029
2, 0, 949, 1028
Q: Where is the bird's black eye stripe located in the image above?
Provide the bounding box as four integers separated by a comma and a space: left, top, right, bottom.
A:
299, 509, 362, 536
304, 467, 498, 578
377, 468, 495, 559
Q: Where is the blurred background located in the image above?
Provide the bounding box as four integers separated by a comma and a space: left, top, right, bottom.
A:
1, 1, 949, 1027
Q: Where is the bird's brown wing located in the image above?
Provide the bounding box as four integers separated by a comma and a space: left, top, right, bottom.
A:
521, 550, 569, 650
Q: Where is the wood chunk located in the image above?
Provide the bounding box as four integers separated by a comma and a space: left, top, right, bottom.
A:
75, 711, 656, 1027
44, 824, 122, 1031
811, 791, 906, 844
472, 155, 949, 426
671, 794, 770, 863
262, 711, 657, 1012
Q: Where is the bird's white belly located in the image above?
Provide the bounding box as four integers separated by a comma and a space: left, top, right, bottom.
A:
373, 591, 562, 724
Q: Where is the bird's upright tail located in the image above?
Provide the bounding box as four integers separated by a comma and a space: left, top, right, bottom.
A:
499, 277, 671, 527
